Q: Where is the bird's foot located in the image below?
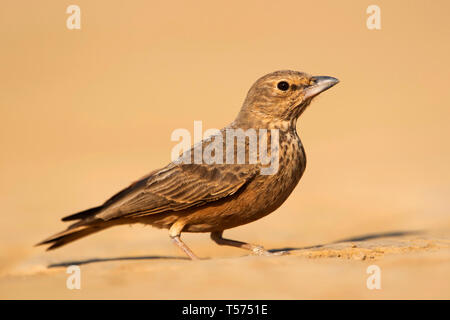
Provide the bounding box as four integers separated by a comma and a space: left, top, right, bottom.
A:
251, 246, 290, 256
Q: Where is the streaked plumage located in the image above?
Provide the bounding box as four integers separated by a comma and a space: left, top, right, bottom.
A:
37, 70, 339, 259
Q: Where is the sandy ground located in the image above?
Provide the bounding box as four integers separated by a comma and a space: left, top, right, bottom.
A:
1, 221, 449, 299
1, 1, 450, 299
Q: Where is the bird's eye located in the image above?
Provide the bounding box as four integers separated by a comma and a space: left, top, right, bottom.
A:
277, 81, 290, 91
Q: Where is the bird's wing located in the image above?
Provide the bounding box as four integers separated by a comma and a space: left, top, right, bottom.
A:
96, 161, 258, 221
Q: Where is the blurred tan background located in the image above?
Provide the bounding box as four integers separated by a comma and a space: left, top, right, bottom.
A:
0, 0, 449, 299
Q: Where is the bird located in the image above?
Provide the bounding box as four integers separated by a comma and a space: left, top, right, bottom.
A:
37, 70, 339, 260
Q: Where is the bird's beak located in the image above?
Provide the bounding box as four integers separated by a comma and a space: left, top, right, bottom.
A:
303, 76, 339, 100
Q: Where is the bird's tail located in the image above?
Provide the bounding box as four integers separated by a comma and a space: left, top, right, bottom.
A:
36, 224, 107, 250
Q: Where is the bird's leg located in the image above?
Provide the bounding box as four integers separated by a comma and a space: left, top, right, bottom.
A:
210, 231, 288, 256
170, 235, 199, 260
169, 221, 199, 260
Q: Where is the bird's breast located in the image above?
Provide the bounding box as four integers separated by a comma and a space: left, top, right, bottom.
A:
224, 130, 306, 224
258, 131, 306, 204
178, 131, 307, 232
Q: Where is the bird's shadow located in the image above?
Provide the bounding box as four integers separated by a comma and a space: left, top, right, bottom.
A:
48, 255, 189, 268
47, 230, 422, 268
268, 230, 422, 253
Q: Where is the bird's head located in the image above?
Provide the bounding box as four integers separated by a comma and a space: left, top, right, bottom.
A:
237, 70, 339, 127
